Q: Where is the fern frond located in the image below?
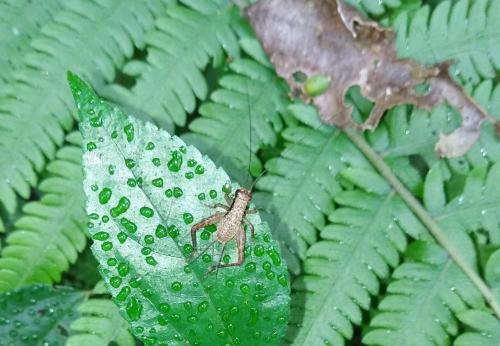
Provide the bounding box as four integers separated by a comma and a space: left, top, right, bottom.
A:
344, 0, 410, 17
185, 55, 287, 183
0, 0, 169, 221
66, 283, 134, 346
0, 134, 86, 291
252, 105, 342, 273
0, 0, 64, 82
119, 0, 242, 130
364, 241, 484, 346
393, 0, 500, 85
455, 309, 500, 345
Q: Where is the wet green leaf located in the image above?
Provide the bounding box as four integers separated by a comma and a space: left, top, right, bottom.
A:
68, 72, 290, 346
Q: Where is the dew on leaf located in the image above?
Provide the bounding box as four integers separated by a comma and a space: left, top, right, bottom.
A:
124, 123, 134, 142
127, 178, 136, 187
195, 165, 205, 175
89, 115, 103, 127
155, 224, 168, 238
99, 187, 113, 204
108, 165, 115, 175
209, 190, 217, 199
88, 213, 99, 220
245, 262, 257, 273
87, 221, 95, 229
144, 235, 155, 245
197, 301, 209, 313
240, 284, 250, 294
183, 213, 193, 224
205, 224, 217, 233
223, 254, 231, 264
222, 184, 231, 193
173, 187, 183, 197
187, 315, 197, 323
120, 218, 137, 233
146, 142, 155, 150
92, 231, 109, 241
168, 225, 179, 238
91, 184, 98, 191
171, 282, 182, 291
253, 245, 265, 257
187, 159, 197, 167
111, 131, 118, 139
158, 303, 170, 313
263, 233, 271, 243
137, 177, 144, 187
200, 230, 211, 240
225, 279, 235, 288
170, 314, 180, 322
152, 178, 163, 187
110, 197, 131, 217
146, 256, 158, 266
157, 314, 168, 326
152, 158, 161, 166
183, 244, 193, 255
185, 172, 194, 179
125, 158, 136, 169
277, 274, 288, 287
116, 286, 131, 301
129, 277, 141, 288
118, 262, 130, 277
102, 215, 109, 223
164, 189, 173, 198
110, 276, 122, 288
126, 297, 143, 321
141, 247, 152, 256
183, 301, 192, 310
202, 254, 212, 263
101, 241, 113, 251
86, 142, 97, 151
117, 232, 128, 244
266, 271, 276, 280
167, 151, 183, 172
197, 193, 205, 200
107, 258, 117, 266
267, 247, 282, 266
142, 289, 153, 298
140, 207, 154, 218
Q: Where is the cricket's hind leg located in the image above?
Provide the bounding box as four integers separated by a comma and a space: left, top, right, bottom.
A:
206, 226, 246, 275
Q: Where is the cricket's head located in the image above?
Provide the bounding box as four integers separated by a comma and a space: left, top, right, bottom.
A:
235, 187, 252, 203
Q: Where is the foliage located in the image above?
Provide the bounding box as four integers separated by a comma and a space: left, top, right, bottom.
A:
70, 72, 290, 345
0, 0, 500, 345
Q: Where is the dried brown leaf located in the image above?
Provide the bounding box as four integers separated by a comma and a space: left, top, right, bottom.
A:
245, 0, 499, 157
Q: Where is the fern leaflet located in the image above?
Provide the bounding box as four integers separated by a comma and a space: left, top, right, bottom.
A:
455, 309, 500, 345
0, 134, 86, 291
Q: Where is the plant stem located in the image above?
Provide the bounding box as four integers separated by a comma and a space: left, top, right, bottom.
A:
343, 127, 500, 319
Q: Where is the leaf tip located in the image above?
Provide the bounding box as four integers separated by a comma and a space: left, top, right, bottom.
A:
67, 71, 99, 121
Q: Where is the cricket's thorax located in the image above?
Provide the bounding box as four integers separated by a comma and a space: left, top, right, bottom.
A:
216, 188, 252, 243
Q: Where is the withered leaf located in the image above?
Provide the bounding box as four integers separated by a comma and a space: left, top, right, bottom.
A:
245, 0, 499, 158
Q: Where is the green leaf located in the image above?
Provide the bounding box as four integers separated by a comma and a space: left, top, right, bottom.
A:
0, 284, 85, 346
363, 241, 484, 346
67, 283, 135, 346
0, 134, 87, 291
455, 309, 500, 346
68, 72, 290, 345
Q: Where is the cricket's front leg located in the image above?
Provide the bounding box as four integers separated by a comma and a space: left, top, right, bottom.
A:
191, 213, 224, 252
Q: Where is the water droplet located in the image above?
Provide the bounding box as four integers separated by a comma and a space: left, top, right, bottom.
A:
140, 207, 154, 218
209, 190, 217, 199
266, 271, 275, 280
101, 241, 113, 251
108, 165, 115, 175
107, 258, 117, 266
120, 218, 137, 233
253, 245, 265, 256
129, 277, 141, 288
249, 307, 259, 325
146, 142, 155, 150
110, 276, 122, 288
245, 262, 256, 272
167, 151, 183, 172
152, 158, 161, 166
267, 247, 281, 266
197, 193, 206, 200
118, 262, 130, 277
262, 262, 272, 271
225, 279, 235, 288
202, 254, 212, 263
116, 286, 131, 301
168, 225, 179, 238
141, 247, 152, 256
183, 213, 194, 224
187, 315, 197, 323
154, 224, 168, 238
187, 159, 197, 167
98, 188, 112, 204
117, 232, 127, 244
201, 230, 211, 240
146, 256, 157, 266
158, 303, 170, 313
173, 187, 183, 198
110, 197, 131, 217
91, 184, 99, 191
277, 274, 288, 287
240, 284, 250, 294
152, 178, 163, 187
111, 131, 118, 139
126, 297, 143, 321
86, 142, 97, 151
164, 189, 173, 198
197, 301, 209, 313
144, 235, 155, 245
127, 178, 137, 187
92, 231, 109, 241
185, 172, 194, 179
89, 213, 99, 220
125, 159, 136, 169
223, 255, 231, 264
195, 165, 205, 175
157, 314, 168, 326
171, 282, 183, 291
102, 215, 109, 223
217, 329, 227, 338
124, 123, 134, 142
183, 301, 192, 310
263, 233, 271, 243
183, 244, 193, 255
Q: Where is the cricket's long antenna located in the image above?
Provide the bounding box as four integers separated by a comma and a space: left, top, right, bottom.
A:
245, 79, 253, 188
188, 240, 217, 264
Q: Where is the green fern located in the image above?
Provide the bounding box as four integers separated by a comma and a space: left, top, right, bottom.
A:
344, 0, 418, 17
185, 54, 288, 183
116, 0, 243, 131
0, 0, 170, 224
393, 0, 500, 86
0, 0, 64, 82
455, 309, 500, 345
0, 133, 86, 291
364, 241, 484, 346
67, 282, 134, 346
